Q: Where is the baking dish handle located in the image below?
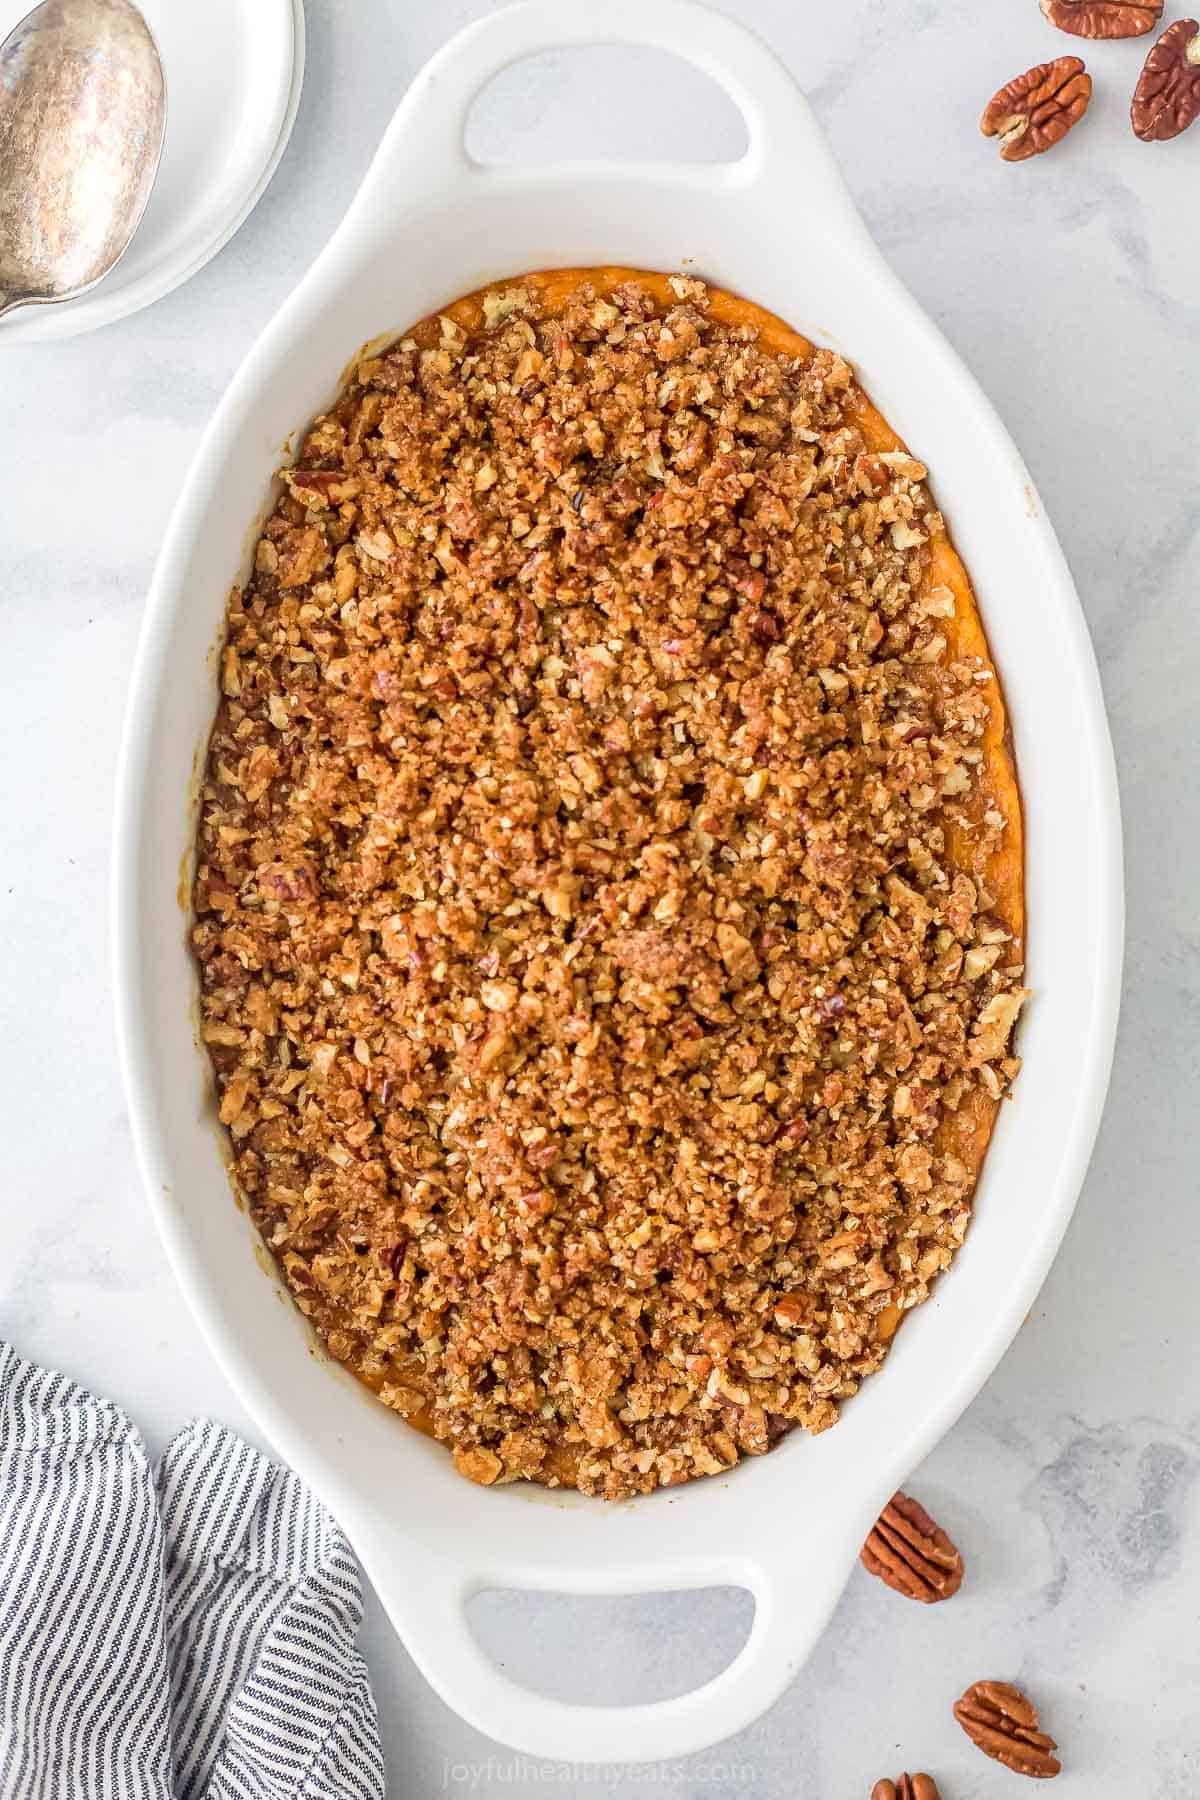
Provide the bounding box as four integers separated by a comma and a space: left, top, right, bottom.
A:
352, 0, 874, 246
364, 1514, 869, 1765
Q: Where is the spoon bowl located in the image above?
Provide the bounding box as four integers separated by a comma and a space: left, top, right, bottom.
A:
0, 0, 165, 320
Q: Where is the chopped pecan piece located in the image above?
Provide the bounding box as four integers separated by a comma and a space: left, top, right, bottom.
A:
981, 57, 1092, 160
276, 526, 330, 587
1040, 0, 1162, 35
1132, 18, 1200, 141
453, 1445, 504, 1486
871, 1779, 939, 1800
954, 1681, 1062, 1779
861, 1492, 964, 1602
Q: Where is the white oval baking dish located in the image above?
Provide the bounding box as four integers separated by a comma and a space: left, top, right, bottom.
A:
113, 0, 1123, 1765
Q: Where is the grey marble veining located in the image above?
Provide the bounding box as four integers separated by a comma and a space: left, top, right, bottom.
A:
1, 1, 1196, 1793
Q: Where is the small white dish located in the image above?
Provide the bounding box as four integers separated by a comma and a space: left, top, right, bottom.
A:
0, 0, 304, 343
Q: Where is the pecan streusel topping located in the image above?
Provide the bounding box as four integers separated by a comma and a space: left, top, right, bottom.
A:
193, 271, 1025, 1499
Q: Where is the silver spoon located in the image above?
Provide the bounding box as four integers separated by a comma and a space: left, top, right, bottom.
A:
0, 0, 165, 323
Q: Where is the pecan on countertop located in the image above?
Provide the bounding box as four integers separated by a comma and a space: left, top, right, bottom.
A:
1041, 0, 1162, 35
871, 1777, 940, 1800
981, 57, 1093, 161
861, 1492, 964, 1602
1132, 18, 1200, 140
954, 1680, 1062, 1778
1043, 0, 1165, 32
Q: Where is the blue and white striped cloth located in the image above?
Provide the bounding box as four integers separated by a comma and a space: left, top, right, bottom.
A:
0, 1342, 385, 1800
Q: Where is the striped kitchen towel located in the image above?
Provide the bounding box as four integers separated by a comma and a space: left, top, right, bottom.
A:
0, 1341, 385, 1800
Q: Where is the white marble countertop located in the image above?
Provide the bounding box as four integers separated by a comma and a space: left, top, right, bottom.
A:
2, 1, 1196, 1793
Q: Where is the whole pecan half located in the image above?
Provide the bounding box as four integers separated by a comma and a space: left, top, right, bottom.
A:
981, 57, 1092, 161
871, 1777, 940, 1800
954, 1681, 1062, 1779
1132, 19, 1200, 140
861, 1492, 964, 1602
1040, 0, 1162, 35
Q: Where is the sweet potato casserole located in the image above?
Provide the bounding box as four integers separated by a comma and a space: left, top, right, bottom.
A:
193, 270, 1026, 1499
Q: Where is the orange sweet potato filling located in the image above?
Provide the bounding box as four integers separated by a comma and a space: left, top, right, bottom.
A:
194, 270, 1025, 1495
